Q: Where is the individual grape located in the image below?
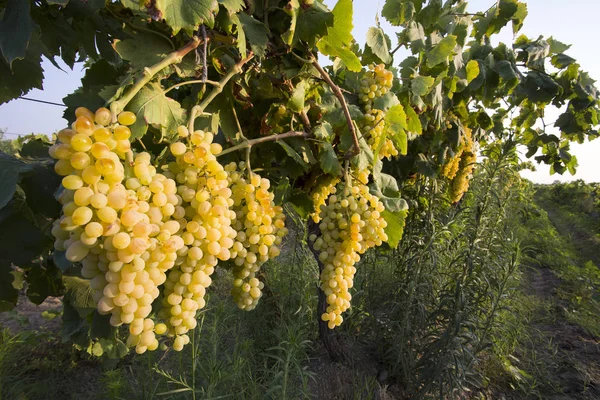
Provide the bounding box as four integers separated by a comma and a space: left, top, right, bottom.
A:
71, 133, 93, 152
94, 107, 112, 126
75, 116, 94, 136
117, 111, 136, 126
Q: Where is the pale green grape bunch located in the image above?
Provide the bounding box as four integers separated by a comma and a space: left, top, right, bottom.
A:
310, 182, 388, 329
225, 162, 287, 310
359, 63, 394, 110
361, 108, 398, 160
155, 128, 236, 350
310, 176, 340, 223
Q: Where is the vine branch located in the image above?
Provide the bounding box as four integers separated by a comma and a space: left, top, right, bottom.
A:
188, 53, 255, 132
217, 130, 310, 157
311, 57, 359, 159
110, 36, 203, 121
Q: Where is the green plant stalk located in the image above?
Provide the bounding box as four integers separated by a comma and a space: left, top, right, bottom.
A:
110, 36, 202, 121
188, 53, 255, 132
216, 130, 310, 157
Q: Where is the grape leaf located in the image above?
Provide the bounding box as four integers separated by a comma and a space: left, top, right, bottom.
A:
126, 82, 187, 139
366, 26, 391, 64
155, 0, 219, 34
316, 0, 361, 72
0, 42, 44, 105
381, 209, 408, 248
296, 3, 333, 44
411, 75, 435, 96
370, 169, 407, 212
313, 122, 334, 141
385, 104, 408, 155
218, 0, 244, 14
277, 140, 309, 171
319, 142, 341, 176
26, 259, 64, 305
404, 104, 422, 137
382, 0, 415, 26
0, 0, 34, 67
287, 80, 306, 112
0, 153, 28, 210
0, 204, 51, 267
114, 31, 172, 71
426, 35, 457, 67
281, 0, 300, 46
237, 13, 269, 58
466, 59, 480, 83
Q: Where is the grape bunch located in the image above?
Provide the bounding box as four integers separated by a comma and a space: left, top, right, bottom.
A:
50, 107, 185, 353
310, 176, 340, 223
359, 63, 394, 111
356, 64, 399, 162
310, 182, 388, 329
361, 109, 398, 160
225, 162, 287, 310
152, 129, 237, 348
49, 106, 287, 354
449, 127, 477, 203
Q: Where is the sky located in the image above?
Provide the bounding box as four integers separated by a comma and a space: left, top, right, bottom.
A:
0, 0, 599, 183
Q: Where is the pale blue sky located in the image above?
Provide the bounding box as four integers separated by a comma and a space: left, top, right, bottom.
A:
1, 0, 598, 183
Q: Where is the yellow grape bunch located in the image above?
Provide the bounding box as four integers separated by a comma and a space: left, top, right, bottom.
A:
357, 64, 398, 162
225, 162, 287, 310
446, 127, 477, 203
49, 106, 287, 354
310, 182, 388, 329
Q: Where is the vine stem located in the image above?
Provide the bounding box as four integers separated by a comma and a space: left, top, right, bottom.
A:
110, 37, 203, 121
311, 57, 360, 159
188, 53, 254, 132
217, 130, 310, 157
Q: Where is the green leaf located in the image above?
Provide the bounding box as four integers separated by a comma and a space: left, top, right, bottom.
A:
404, 104, 422, 137
0, 153, 27, 210
382, 0, 415, 26
381, 209, 408, 248
319, 142, 341, 176
20, 163, 62, 218
370, 170, 406, 212
218, 0, 244, 13
281, 0, 300, 46
512, 2, 528, 34
384, 104, 408, 155
313, 122, 334, 141
366, 27, 391, 64
114, 31, 172, 71
296, 4, 333, 44
26, 259, 64, 305
155, 0, 219, 34
0, 204, 51, 268
426, 35, 456, 68
0, 40, 43, 105
278, 140, 309, 171
547, 37, 570, 54
466, 60, 480, 84
238, 13, 269, 58
126, 82, 187, 139
0, 0, 34, 67
316, 0, 362, 72
287, 80, 306, 112
411, 75, 435, 96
